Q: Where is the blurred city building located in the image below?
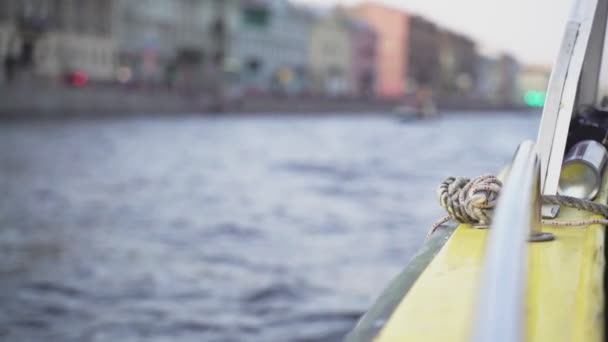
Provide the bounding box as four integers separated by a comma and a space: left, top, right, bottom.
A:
351, 3, 445, 100
348, 18, 377, 97
112, 0, 179, 85
309, 10, 353, 97
233, 0, 313, 95
475, 54, 502, 104
351, 3, 407, 98
0, 1, 19, 82
438, 30, 477, 97
406, 16, 440, 93
497, 54, 521, 106
0, 0, 537, 110
1, 0, 115, 83
112, 0, 240, 92
476, 52, 526, 106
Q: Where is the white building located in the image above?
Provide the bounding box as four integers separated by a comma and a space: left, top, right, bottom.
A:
1, 0, 116, 83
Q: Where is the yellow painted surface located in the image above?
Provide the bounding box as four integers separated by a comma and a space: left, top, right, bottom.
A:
374, 224, 487, 342
527, 209, 605, 342
376, 191, 606, 341
527, 178, 608, 342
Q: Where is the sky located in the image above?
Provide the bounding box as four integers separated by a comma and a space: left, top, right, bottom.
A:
294, 0, 572, 66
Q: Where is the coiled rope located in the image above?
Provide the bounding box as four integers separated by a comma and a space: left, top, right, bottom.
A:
428, 174, 608, 238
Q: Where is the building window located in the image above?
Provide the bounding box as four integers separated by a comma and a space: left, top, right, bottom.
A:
246, 58, 261, 74
94, 1, 110, 35
52, 0, 65, 30
242, 7, 269, 28
89, 47, 95, 67
0, 0, 12, 21
74, 0, 87, 33
323, 42, 335, 55
35, 42, 46, 65
94, 48, 101, 66
104, 50, 112, 67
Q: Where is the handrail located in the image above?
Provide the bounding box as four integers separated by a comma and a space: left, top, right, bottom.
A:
537, 0, 604, 195
472, 140, 540, 342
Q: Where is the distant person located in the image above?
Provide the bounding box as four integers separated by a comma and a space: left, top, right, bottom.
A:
4, 55, 16, 83
415, 85, 438, 118
19, 41, 34, 68
164, 62, 177, 90
601, 95, 608, 108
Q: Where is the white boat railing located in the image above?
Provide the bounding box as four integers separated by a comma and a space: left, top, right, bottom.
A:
537, 0, 607, 196
472, 140, 540, 342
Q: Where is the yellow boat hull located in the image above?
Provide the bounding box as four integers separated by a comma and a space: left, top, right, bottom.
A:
347, 183, 606, 342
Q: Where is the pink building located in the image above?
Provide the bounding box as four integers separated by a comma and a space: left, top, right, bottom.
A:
349, 19, 377, 97
352, 3, 409, 98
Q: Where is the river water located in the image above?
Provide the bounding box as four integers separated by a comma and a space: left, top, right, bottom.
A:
0, 112, 539, 342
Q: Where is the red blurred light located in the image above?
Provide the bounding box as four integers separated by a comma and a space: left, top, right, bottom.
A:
70, 70, 88, 87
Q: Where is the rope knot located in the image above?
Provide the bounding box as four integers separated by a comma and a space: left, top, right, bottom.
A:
428, 173, 608, 239
437, 174, 502, 227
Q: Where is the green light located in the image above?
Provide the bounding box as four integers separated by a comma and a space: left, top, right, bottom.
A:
524, 91, 546, 107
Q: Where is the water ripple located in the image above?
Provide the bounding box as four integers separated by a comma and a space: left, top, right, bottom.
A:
0, 113, 540, 341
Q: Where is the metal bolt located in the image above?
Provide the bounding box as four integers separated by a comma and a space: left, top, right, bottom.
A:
528, 232, 555, 242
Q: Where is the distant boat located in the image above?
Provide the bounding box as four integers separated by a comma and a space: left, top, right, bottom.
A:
393, 100, 438, 121
347, 0, 608, 340
393, 87, 438, 121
